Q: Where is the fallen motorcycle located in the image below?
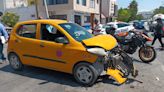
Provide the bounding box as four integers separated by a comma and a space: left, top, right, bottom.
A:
106, 28, 156, 63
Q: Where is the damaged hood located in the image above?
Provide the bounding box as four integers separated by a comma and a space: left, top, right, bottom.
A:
82, 35, 117, 50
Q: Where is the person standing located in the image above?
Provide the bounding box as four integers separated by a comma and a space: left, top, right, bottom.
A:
93, 19, 103, 35
151, 18, 164, 48
0, 12, 9, 64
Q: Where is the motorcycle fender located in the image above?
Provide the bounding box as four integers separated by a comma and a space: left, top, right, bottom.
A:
106, 68, 127, 84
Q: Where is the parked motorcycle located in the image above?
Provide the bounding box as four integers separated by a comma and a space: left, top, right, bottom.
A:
106, 28, 156, 63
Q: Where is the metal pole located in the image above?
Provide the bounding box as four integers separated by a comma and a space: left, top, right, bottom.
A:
44, 0, 49, 18
100, 0, 102, 23
13, 0, 16, 7
3, 0, 6, 12
35, 0, 39, 19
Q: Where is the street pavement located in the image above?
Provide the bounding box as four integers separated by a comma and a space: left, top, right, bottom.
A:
0, 35, 164, 92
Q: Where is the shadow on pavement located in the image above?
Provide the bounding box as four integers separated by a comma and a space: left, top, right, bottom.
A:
0, 65, 80, 87
155, 48, 164, 51
132, 58, 153, 65
125, 78, 143, 84
0, 64, 126, 87
100, 76, 122, 86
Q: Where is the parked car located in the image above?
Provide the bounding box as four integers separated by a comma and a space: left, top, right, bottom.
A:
107, 22, 135, 34
133, 21, 146, 29
8, 19, 137, 86
93, 22, 135, 35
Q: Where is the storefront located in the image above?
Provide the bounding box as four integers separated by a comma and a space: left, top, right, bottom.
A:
48, 10, 99, 30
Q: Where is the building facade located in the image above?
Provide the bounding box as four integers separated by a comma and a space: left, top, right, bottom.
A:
138, 11, 154, 20
0, 0, 28, 10
6, 6, 37, 21
101, 0, 117, 23
0, 0, 5, 12
0, 0, 36, 21
37, 0, 100, 28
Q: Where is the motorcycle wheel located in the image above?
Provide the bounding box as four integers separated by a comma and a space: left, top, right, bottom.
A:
139, 46, 156, 63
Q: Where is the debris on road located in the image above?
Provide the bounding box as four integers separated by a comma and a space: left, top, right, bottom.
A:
156, 77, 160, 81
130, 85, 135, 88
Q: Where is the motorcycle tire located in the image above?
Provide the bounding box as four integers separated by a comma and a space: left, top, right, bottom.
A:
139, 46, 156, 63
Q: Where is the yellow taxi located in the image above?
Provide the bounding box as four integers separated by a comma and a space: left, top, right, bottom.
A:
8, 19, 118, 86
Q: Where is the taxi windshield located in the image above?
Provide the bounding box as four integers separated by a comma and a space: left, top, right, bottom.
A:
59, 23, 93, 42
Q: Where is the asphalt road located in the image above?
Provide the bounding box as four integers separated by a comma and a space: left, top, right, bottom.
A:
0, 36, 164, 92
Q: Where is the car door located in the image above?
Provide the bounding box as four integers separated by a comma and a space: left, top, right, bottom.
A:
13, 22, 43, 66
31, 23, 75, 72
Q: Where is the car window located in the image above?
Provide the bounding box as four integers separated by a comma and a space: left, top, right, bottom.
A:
41, 24, 65, 42
103, 25, 112, 29
102, 25, 113, 31
59, 23, 93, 42
162, 19, 164, 24
117, 23, 129, 28
17, 24, 36, 39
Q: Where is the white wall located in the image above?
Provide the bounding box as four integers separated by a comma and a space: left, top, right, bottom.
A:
73, 0, 99, 14
102, 0, 109, 17
5, 6, 37, 21
109, 0, 116, 16
102, 0, 116, 17
0, 0, 5, 12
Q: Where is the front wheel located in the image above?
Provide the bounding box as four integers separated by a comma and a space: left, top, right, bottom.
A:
139, 46, 156, 63
73, 62, 98, 86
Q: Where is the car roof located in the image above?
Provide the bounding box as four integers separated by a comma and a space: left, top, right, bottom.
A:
107, 22, 128, 25
17, 19, 68, 25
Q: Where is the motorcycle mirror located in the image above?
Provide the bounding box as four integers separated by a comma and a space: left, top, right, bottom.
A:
105, 27, 115, 35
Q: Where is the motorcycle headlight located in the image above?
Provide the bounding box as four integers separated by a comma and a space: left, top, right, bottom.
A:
87, 48, 108, 56
129, 32, 135, 36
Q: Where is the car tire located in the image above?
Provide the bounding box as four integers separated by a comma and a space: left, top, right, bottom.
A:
73, 62, 98, 86
8, 53, 23, 71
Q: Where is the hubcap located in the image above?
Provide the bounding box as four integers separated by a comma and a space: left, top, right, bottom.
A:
10, 55, 20, 69
76, 66, 93, 84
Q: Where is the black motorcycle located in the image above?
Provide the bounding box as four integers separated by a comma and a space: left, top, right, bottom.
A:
106, 28, 156, 63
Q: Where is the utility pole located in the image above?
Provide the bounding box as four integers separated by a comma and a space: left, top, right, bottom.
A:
3, 0, 6, 12
34, 0, 39, 19
13, 0, 16, 7
44, 0, 49, 18
99, 0, 102, 23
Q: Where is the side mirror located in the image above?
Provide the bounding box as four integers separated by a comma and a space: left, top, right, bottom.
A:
55, 37, 69, 44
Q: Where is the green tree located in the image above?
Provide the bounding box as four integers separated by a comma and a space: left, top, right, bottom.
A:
128, 0, 138, 21
27, 0, 35, 6
154, 6, 164, 15
117, 8, 131, 22
1, 12, 19, 27
136, 14, 144, 20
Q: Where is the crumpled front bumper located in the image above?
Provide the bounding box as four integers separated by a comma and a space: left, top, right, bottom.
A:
92, 56, 128, 84
106, 68, 127, 84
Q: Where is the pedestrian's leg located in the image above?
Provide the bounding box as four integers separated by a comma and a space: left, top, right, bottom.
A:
158, 37, 164, 47
152, 35, 157, 45
0, 43, 3, 63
